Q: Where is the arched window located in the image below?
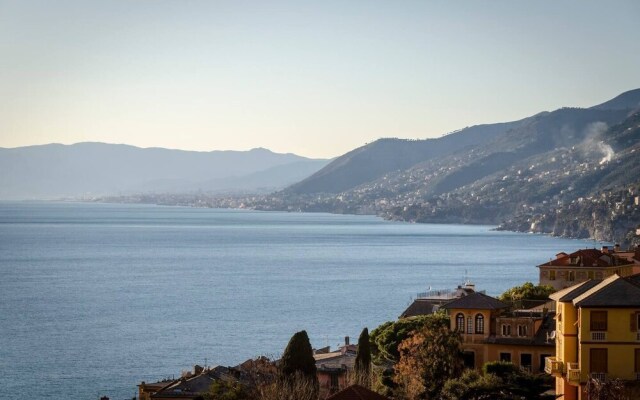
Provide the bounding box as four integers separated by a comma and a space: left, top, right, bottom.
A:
475, 314, 484, 334
467, 316, 473, 334
456, 313, 464, 332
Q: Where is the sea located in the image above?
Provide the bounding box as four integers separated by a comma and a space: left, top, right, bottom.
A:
0, 201, 605, 399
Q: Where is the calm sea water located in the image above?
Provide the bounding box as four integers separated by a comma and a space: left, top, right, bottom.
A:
0, 202, 604, 399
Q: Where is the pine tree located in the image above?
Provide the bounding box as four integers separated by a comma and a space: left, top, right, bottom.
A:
354, 327, 371, 388
278, 330, 318, 398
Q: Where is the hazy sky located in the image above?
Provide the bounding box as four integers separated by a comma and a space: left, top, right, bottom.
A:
1, 1, 639, 158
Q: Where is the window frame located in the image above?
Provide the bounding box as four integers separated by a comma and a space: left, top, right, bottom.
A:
475, 313, 484, 334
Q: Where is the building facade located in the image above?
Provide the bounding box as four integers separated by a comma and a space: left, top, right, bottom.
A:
538, 246, 640, 291
546, 274, 640, 400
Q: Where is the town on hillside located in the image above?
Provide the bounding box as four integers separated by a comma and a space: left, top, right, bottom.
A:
112, 245, 640, 400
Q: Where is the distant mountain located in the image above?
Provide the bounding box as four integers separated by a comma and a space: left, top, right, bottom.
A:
287, 89, 640, 196
0, 143, 329, 199
250, 88, 640, 244
590, 88, 640, 111
286, 119, 532, 194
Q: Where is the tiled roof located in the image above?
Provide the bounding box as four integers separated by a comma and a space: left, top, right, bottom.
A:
550, 280, 602, 302
400, 299, 441, 318
326, 384, 391, 400
626, 272, 640, 286
441, 291, 508, 310
573, 275, 640, 307
537, 248, 628, 268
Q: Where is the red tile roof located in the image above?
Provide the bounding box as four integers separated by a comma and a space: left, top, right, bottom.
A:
326, 385, 391, 400
537, 249, 630, 268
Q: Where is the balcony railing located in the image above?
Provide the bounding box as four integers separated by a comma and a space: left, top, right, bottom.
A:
544, 357, 563, 376
590, 372, 607, 381
591, 331, 607, 341
567, 363, 580, 385
636, 331, 640, 341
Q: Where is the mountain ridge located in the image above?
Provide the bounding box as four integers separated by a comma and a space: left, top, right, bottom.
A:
0, 142, 329, 200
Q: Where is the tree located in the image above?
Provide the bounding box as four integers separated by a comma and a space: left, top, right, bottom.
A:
370, 314, 448, 364
354, 327, 372, 388
442, 362, 551, 400
585, 378, 627, 400
277, 330, 318, 399
279, 330, 317, 380
498, 282, 555, 308
393, 315, 463, 400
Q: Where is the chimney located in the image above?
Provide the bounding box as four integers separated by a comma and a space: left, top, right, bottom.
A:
614, 243, 621, 252
345, 336, 350, 346
194, 365, 204, 375
601, 246, 609, 254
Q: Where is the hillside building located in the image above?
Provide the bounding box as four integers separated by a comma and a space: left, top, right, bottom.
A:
537, 246, 640, 290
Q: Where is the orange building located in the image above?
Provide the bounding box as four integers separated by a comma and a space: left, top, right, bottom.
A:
442, 291, 555, 372
538, 246, 640, 290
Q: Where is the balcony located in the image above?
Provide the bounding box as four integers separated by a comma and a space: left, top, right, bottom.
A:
591, 331, 606, 341
544, 357, 564, 376
566, 363, 580, 386
590, 372, 607, 381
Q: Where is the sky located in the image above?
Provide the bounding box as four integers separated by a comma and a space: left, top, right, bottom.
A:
1, 1, 639, 158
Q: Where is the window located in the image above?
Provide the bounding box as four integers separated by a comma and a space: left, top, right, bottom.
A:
502, 324, 511, 336
590, 348, 608, 373
568, 271, 575, 281
499, 352, 511, 362
590, 311, 608, 331
518, 325, 528, 337
475, 314, 484, 334
549, 270, 556, 281
520, 353, 532, 371
456, 313, 464, 332
467, 316, 473, 334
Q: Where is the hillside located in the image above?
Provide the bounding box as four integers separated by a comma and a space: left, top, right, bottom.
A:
0, 143, 329, 199
286, 119, 531, 194
256, 89, 640, 244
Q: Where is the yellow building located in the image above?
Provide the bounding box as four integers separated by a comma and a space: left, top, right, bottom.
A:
546, 273, 640, 399
442, 292, 555, 372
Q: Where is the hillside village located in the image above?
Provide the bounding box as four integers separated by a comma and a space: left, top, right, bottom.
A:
125, 245, 640, 400
96, 92, 640, 247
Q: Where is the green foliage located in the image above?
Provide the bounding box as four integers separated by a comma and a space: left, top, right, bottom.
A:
482, 361, 519, 378
279, 330, 317, 380
370, 313, 449, 363
354, 327, 372, 388
441, 369, 509, 400
394, 320, 463, 399
442, 362, 550, 400
203, 380, 251, 400
278, 330, 319, 398
498, 282, 555, 305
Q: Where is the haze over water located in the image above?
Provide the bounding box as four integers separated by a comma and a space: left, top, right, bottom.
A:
0, 202, 604, 399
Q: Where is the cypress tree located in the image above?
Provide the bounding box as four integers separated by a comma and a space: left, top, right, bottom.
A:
354, 327, 371, 388
279, 330, 318, 381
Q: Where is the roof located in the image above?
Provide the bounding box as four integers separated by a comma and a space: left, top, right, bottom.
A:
573, 275, 640, 307
151, 367, 240, 398
400, 299, 442, 318
314, 350, 356, 370
550, 280, 602, 302
326, 384, 391, 400
441, 292, 508, 310
537, 248, 630, 268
